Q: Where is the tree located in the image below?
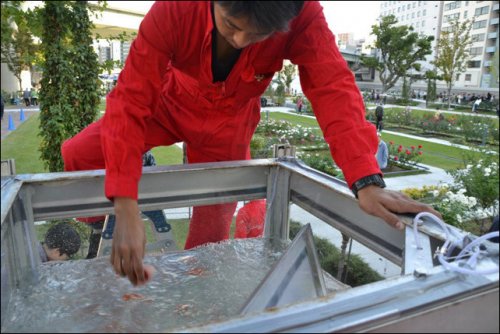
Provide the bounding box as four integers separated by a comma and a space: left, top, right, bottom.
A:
1, 1, 40, 93
424, 69, 441, 107
433, 19, 473, 110
489, 48, 499, 89
282, 63, 296, 95
70, 1, 101, 130
37, 1, 102, 172
272, 71, 286, 106
361, 15, 434, 93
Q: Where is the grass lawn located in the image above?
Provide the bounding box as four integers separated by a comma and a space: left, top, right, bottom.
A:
1, 113, 183, 174
1, 114, 47, 173
268, 111, 487, 171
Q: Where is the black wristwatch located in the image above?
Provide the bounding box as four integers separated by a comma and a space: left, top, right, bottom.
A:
351, 174, 386, 199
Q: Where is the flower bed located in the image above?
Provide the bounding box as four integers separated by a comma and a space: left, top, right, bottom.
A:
401, 154, 499, 234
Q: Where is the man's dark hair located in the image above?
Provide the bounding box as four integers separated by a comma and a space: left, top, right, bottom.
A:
45, 223, 82, 257
215, 1, 305, 33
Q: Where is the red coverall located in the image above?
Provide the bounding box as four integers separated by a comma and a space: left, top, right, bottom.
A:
234, 200, 267, 239
62, 1, 380, 249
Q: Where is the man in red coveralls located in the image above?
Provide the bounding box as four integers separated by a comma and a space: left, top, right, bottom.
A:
62, 1, 440, 286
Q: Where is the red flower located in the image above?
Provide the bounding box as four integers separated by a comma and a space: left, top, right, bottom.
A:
411, 146, 415, 150
397, 147, 403, 152
418, 145, 423, 149
406, 150, 411, 155
394, 156, 399, 161
389, 141, 394, 145
418, 151, 423, 155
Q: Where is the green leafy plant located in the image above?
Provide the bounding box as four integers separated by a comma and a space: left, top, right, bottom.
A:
37, 1, 101, 172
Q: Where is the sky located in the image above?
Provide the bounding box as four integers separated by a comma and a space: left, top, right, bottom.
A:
320, 1, 381, 40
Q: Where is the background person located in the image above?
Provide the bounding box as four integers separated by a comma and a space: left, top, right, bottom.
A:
23, 88, 31, 107
375, 133, 388, 170
375, 103, 384, 132
38, 223, 82, 262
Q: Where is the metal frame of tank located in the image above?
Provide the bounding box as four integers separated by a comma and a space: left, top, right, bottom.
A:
1, 157, 498, 332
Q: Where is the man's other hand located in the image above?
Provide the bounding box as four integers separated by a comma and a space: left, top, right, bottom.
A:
357, 185, 442, 230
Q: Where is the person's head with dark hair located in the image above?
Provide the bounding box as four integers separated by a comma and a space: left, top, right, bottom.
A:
43, 223, 82, 261
214, 1, 304, 49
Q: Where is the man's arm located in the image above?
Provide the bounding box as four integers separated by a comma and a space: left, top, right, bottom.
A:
286, 1, 441, 228
100, 2, 177, 285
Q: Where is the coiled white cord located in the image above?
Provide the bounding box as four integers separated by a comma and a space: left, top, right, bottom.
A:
413, 212, 499, 275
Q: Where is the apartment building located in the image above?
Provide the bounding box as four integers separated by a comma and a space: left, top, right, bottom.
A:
441, 1, 499, 89
379, 1, 443, 75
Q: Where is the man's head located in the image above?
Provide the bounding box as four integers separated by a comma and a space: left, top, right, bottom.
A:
214, 1, 304, 49
44, 223, 82, 261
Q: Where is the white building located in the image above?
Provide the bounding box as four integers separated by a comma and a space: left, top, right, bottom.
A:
440, 1, 499, 89
379, 1, 443, 75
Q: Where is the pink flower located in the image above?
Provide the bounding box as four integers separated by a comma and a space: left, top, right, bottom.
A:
394, 156, 399, 161
406, 150, 411, 155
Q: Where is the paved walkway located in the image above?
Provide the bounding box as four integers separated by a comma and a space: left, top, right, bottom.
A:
370, 104, 498, 119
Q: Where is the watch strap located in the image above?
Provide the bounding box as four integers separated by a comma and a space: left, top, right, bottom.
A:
351, 174, 386, 198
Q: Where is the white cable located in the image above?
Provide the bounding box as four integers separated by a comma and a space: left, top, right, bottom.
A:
413, 212, 499, 275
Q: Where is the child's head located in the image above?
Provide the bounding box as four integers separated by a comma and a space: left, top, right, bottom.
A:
44, 223, 82, 261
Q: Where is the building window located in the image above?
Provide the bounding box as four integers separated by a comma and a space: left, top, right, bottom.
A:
444, 1, 461, 11
471, 33, 485, 43
465, 74, 472, 82
469, 47, 483, 56
464, 10, 468, 19
472, 20, 487, 29
412, 12, 415, 18
423, 9, 426, 16
407, 3, 410, 9
444, 13, 460, 23
456, 74, 460, 81
413, 2, 416, 8
417, 10, 420, 17
474, 6, 489, 16
407, 14, 410, 20
467, 60, 481, 68
422, 20, 425, 27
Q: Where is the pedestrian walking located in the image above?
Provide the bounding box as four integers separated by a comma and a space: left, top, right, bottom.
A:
23, 88, 31, 107
375, 103, 384, 132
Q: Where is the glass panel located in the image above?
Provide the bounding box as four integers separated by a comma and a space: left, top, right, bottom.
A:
289, 204, 402, 283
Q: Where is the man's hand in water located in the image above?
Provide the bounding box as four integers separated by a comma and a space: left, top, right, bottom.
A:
111, 197, 147, 286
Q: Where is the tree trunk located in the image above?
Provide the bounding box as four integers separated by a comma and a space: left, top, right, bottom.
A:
447, 84, 452, 110
17, 76, 22, 93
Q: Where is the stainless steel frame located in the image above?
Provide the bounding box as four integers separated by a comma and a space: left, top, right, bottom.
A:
1, 158, 498, 332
